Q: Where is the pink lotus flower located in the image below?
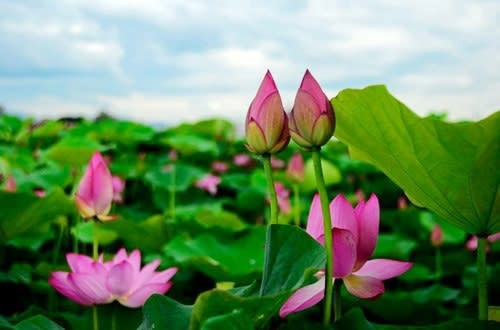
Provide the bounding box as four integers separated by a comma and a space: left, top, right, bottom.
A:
289, 70, 335, 149
195, 174, 221, 196
233, 154, 253, 168
74, 152, 116, 222
280, 194, 412, 318
245, 70, 290, 155
286, 152, 305, 184
430, 224, 444, 247
274, 182, 291, 214
112, 176, 126, 203
4, 175, 16, 192
49, 248, 177, 308
34, 188, 46, 198
212, 161, 229, 174
466, 233, 500, 251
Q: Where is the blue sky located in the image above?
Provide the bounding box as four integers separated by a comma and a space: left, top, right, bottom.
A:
1, 0, 499, 128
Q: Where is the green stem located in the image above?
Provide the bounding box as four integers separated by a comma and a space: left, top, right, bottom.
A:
93, 221, 99, 260
333, 281, 342, 319
111, 305, 116, 330
73, 216, 80, 254
92, 305, 99, 330
311, 148, 335, 325
169, 164, 176, 220
262, 154, 278, 225
435, 247, 442, 282
49, 219, 66, 313
477, 236, 488, 320
293, 184, 301, 226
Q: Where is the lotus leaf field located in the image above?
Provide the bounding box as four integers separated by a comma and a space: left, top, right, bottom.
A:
0, 77, 499, 329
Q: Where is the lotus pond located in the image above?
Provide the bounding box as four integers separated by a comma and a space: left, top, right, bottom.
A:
0, 76, 499, 329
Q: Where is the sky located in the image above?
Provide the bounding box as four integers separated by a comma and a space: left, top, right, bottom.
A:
1, 0, 499, 129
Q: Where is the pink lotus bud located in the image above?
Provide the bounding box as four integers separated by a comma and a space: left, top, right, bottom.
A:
245, 70, 290, 154
274, 182, 291, 214
34, 188, 46, 198
430, 224, 443, 247
4, 175, 16, 192
286, 152, 305, 183
397, 196, 408, 209
466, 232, 500, 252
289, 70, 335, 149
112, 176, 126, 203
168, 149, 178, 162
74, 152, 117, 222
212, 161, 229, 174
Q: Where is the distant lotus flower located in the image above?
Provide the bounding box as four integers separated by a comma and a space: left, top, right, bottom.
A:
34, 188, 46, 198
112, 176, 126, 203
289, 70, 335, 149
168, 149, 178, 162
286, 152, 305, 184
466, 233, 500, 252
233, 154, 253, 168
245, 70, 290, 154
49, 248, 178, 308
270, 156, 286, 169
74, 152, 116, 222
280, 194, 412, 318
212, 161, 229, 174
274, 182, 291, 214
355, 189, 365, 203
430, 224, 444, 247
195, 174, 221, 196
4, 175, 16, 192
397, 196, 408, 209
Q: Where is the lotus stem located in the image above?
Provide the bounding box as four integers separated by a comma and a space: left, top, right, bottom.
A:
311, 148, 335, 324
92, 305, 99, 330
262, 154, 278, 225
169, 163, 176, 220
293, 184, 301, 226
435, 247, 442, 282
477, 236, 488, 320
93, 221, 99, 260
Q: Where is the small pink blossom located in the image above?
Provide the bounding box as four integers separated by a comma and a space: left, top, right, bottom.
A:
270, 156, 285, 170
430, 224, 443, 247
74, 152, 116, 222
212, 161, 229, 174
195, 174, 221, 196
4, 175, 16, 192
397, 196, 408, 209
274, 182, 291, 214
34, 188, 46, 198
466, 233, 500, 252
112, 176, 126, 203
49, 248, 177, 308
280, 194, 412, 318
286, 152, 305, 183
233, 154, 253, 168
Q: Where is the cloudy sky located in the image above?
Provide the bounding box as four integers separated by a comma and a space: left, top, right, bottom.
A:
1, 0, 499, 128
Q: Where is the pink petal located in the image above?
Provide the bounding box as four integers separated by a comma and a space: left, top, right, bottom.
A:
299, 70, 329, 114
330, 194, 358, 238
69, 269, 111, 304
248, 70, 278, 120
353, 259, 413, 280
128, 250, 142, 275
343, 274, 384, 299
150, 267, 178, 284
66, 253, 95, 273
91, 161, 114, 215
74, 194, 96, 219
49, 272, 94, 306
132, 259, 161, 290
305, 194, 323, 241
106, 261, 134, 296
354, 194, 379, 269
333, 228, 357, 278
121, 283, 172, 308
279, 277, 329, 318
488, 232, 500, 243
112, 248, 128, 265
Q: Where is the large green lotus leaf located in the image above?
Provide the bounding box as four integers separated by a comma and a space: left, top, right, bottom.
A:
139, 294, 192, 330
68, 119, 155, 145
163, 227, 266, 281
42, 136, 105, 167
0, 188, 73, 242
302, 157, 342, 192
15, 315, 64, 330
332, 85, 500, 234
106, 215, 168, 252
200, 310, 254, 330
161, 118, 235, 141
144, 162, 204, 192
30, 120, 66, 139
160, 134, 219, 157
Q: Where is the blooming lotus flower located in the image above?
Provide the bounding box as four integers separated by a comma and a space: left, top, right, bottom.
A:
280, 194, 412, 318
430, 224, 444, 247
289, 70, 335, 149
74, 152, 116, 221
245, 70, 290, 154
195, 174, 221, 196
49, 248, 177, 308
466, 232, 500, 251
112, 176, 126, 203
274, 182, 291, 214
286, 152, 305, 184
